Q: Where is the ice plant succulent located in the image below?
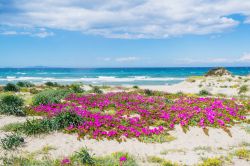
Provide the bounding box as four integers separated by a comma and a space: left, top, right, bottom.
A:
34, 92, 248, 141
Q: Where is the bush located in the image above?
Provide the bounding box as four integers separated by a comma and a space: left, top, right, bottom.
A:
199, 157, 223, 166
70, 84, 84, 93
199, 89, 211, 96
0, 94, 25, 116
0, 133, 24, 150
3, 83, 20, 92
29, 88, 39, 94
44, 81, 60, 87
144, 89, 153, 96
32, 89, 73, 106
133, 85, 139, 89
239, 85, 248, 94
22, 118, 53, 135
92, 86, 103, 94
235, 148, 250, 160
50, 111, 84, 130
16, 81, 35, 87
14, 112, 84, 135
74, 148, 95, 165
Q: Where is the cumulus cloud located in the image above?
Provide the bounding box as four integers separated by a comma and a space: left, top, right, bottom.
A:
1, 0, 250, 38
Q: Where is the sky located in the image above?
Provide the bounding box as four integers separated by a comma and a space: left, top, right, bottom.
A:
0, 0, 250, 68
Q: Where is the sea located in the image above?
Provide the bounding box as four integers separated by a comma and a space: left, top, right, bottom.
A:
0, 67, 249, 85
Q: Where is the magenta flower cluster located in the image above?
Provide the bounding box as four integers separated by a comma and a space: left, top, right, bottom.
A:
34, 92, 247, 141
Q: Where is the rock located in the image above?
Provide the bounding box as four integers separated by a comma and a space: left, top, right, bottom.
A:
205, 67, 232, 77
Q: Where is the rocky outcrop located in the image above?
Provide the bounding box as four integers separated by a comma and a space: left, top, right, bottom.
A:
205, 67, 232, 77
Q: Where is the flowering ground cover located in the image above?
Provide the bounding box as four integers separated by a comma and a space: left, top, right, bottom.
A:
34, 91, 248, 142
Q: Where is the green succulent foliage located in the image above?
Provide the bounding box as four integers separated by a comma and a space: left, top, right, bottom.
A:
11, 112, 84, 135
44, 82, 60, 87
92, 86, 103, 94
50, 111, 84, 129
144, 89, 153, 96
32, 89, 73, 105
0, 133, 25, 150
199, 89, 211, 96
73, 148, 95, 165
16, 81, 35, 87
0, 94, 25, 116
3, 83, 20, 92
70, 84, 84, 93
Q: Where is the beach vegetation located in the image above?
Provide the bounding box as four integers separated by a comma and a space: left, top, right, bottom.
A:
238, 85, 248, 94
147, 156, 177, 166
198, 89, 211, 96
0, 122, 23, 132
45, 81, 60, 87
70, 84, 84, 93
144, 89, 153, 96
91, 86, 103, 94
3, 83, 20, 92
0, 94, 25, 116
133, 85, 139, 89
72, 147, 95, 165
32, 91, 247, 142
235, 148, 250, 160
198, 157, 223, 166
32, 89, 73, 105
17, 81, 35, 87
0, 133, 25, 150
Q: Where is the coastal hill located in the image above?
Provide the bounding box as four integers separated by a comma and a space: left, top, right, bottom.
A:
205, 67, 232, 77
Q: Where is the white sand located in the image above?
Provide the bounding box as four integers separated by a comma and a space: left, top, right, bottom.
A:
135, 75, 250, 97
0, 115, 249, 165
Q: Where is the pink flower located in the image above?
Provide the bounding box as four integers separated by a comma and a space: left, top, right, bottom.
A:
61, 158, 70, 165
120, 156, 127, 162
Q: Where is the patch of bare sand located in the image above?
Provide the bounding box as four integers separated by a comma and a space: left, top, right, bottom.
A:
19, 125, 250, 165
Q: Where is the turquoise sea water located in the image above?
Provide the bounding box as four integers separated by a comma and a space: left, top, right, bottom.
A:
0, 67, 249, 85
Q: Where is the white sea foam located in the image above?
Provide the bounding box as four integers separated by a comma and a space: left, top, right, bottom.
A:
0, 76, 185, 83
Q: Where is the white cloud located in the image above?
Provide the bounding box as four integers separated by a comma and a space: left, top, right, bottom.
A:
0, 28, 54, 38
98, 56, 140, 62
115, 57, 139, 62
1, 0, 250, 38
178, 53, 250, 64
239, 53, 250, 61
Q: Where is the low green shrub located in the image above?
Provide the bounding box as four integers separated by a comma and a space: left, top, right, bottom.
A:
92, 86, 103, 94
3, 83, 20, 92
50, 111, 84, 130
198, 89, 211, 96
32, 89, 73, 106
199, 157, 223, 166
0, 133, 24, 150
22, 118, 53, 135
6, 112, 84, 136
0, 122, 23, 132
144, 89, 153, 96
29, 88, 40, 94
235, 148, 250, 160
238, 85, 248, 94
0, 94, 25, 116
70, 84, 84, 93
73, 148, 95, 165
44, 81, 60, 87
16, 81, 35, 87
95, 152, 137, 166
133, 85, 139, 89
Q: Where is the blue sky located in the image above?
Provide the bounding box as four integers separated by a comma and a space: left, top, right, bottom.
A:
1, 0, 250, 67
